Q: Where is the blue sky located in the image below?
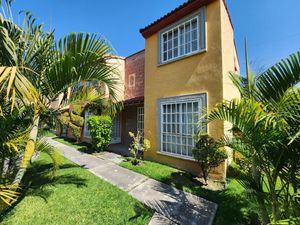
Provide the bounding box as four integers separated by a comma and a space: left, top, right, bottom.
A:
11, 0, 300, 74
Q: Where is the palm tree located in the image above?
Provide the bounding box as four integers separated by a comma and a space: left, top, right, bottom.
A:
207, 48, 300, 224
0, 1, 121, 187
0, 96, 63, 207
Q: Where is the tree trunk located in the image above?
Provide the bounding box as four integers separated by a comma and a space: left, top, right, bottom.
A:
256, 192, 270, 225
252, 156, 270, 225
13, 115, 40, 185
270, 184, 281, 222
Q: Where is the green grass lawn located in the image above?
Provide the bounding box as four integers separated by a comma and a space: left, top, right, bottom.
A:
42, 130, 56, 137
120, 160, 259, 225
53, 137, 96, 152
53, 137, 109, 156
0, 153, 153, 225
53, 137, 90, 150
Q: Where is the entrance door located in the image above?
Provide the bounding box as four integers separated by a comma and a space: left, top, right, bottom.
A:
111, 114, 121, 144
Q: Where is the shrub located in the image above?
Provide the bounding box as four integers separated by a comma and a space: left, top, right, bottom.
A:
192, 135, 228, 185
128, 131, 150, 165
87, 115, 112, 151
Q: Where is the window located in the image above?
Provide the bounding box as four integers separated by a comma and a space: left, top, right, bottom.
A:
137, 107, 144, 133
129, 74, 136, 88
159, 8, 206, 64
158, 94, 207, 159
74, 82, 83, 91
111, 114, 121, 143
83, 111, 91, 138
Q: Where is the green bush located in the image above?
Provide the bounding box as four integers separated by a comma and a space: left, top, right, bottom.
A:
192, 135, 228, 185
87, 115, 112, 151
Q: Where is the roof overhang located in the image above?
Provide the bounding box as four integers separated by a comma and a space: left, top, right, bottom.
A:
124, 96, 144, 106
140, 0, 216, 38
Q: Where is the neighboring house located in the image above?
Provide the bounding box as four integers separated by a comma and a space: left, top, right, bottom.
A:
59, 0, 239, 180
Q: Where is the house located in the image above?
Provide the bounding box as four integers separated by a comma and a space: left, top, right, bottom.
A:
58, 0, 239, 180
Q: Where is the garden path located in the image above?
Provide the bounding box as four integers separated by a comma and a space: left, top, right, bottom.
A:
46, 138, 217, 225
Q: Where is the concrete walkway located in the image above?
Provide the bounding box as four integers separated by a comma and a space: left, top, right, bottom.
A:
46, 138, 217, 225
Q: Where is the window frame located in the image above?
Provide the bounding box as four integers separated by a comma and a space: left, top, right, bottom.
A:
158, 7, 206, 65
137, 106, 144, 133
157, 93, 207, 160
111, 114, 121, 144
83, 111, 91, 138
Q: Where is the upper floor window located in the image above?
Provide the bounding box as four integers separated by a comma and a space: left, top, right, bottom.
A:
159, 8, 206, 64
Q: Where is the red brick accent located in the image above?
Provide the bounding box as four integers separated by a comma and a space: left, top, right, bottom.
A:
124, 50, 145, 100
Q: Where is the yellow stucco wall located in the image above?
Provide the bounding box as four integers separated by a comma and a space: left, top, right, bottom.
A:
220, 0, 240, 164
144, 0, 238, 179
106, 56, 125, 102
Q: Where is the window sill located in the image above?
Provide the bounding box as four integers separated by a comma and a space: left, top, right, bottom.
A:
158, 48, 207, 67
157, 151, 196, 162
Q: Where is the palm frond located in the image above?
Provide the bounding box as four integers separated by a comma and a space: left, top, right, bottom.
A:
36, 138, 63, 172
0, 183, 19, 206
256, 52, 300, 104
207, 99, 264, 137
46, 33, 119, 102
219, 135, 252, 158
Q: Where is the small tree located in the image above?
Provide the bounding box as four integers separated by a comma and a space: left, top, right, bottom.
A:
58, 111, 70, 135
192, 135, 227, 185
69, 105, 84, 142
87, 116, 112, 152
128, 131, 150, 165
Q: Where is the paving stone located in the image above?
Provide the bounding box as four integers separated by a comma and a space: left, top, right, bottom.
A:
148, 213, 178, 225
74, 155, 110, 169
129, 179, 217, 225
89, 164, 148, 191
98, 152, 121, 160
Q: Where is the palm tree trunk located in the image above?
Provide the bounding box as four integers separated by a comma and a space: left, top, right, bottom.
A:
252, 156, 270, 225
269, 183, 281, 221
13, 115, 40, 185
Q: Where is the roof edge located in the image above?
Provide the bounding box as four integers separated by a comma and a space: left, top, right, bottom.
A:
221, 0, 234, 30
140, 0, 234, 38
125, 49, 145, 59
140, 0, 216, 38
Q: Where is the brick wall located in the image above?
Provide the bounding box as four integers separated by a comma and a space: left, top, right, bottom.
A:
124, 50, 145, 100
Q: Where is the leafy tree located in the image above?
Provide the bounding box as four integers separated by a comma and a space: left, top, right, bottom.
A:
69, 104, 84, 142
192, 135, 227, 185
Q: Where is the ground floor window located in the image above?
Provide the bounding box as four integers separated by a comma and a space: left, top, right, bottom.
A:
83, 111, 91, 138
111, 114, 121, 143
137, 106, 144, 133
158, 94, 207, 158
